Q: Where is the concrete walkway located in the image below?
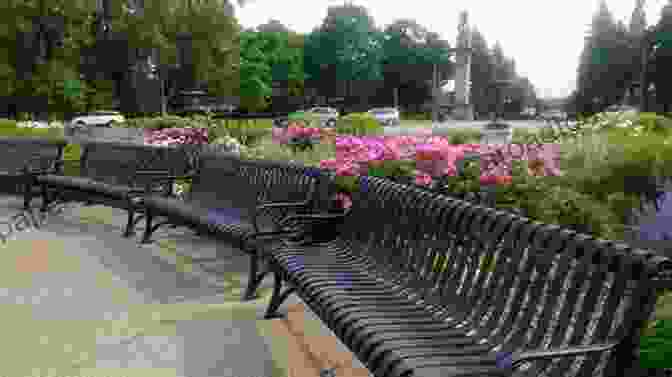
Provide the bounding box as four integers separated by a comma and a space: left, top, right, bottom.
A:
0, 195, 371, 377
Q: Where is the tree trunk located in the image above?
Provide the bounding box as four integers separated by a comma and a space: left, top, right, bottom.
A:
393, 87, 399, 109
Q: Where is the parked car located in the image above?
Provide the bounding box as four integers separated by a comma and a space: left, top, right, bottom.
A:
367, 107, 401, 126
605, 104, 639, 116
304, 107, 340, 128
68, 110, 125, 128
540, 109, 567, 122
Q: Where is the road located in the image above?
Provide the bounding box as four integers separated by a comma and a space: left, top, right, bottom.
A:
384, 119, 561, 136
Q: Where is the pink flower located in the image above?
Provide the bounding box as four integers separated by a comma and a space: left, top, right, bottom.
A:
495, 175, 513, 185
414, 172, 433, 186
415, 144, 443, 161
480, 175, 498, 185
336, 163, 358, 177
319, 158, 341, 170
442, 166, 458, 176
334, 192, 353, 209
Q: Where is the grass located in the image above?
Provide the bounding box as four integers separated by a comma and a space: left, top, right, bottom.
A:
399, 119, 433, 128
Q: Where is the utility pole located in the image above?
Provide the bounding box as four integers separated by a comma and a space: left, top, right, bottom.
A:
640, 27, 651, 112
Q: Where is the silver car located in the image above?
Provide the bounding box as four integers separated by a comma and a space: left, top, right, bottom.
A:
69, 110, 125, 128
305, 107, 340, 128
367, 107, 401, 126
605, 104, 639, 116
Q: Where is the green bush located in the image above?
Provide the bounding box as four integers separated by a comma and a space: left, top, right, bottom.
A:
401, 112, 431, 121
62, 143, 82, 176
444, 129, 481, 144
215, 118, 272, 147
511, 128, 539, 143
0, 118, 17, 129
287, 111, 321, 127
635, 112, 672, 136
335, 112, 382, 136
0, 125, 63, 138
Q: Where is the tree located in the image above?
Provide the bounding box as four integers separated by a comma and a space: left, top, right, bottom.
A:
379, 19, 453, 111
304, 3, 384, 108
650, 2, 672, 113
239, 30, 272, 111
575, 0, 634, 115
0, 0, 99, 117
238, 25, 306, 111
469, 28, 494, 117
257, 19, 291, 34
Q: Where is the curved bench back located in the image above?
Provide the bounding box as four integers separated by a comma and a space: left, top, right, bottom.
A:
0, 137, 66, 173
339, 175, 672, 376
0, 137, 67, 193
186, 152, 325, 223
79, 141, 190, 187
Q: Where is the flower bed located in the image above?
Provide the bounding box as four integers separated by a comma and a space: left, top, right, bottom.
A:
115, 112, 672, 247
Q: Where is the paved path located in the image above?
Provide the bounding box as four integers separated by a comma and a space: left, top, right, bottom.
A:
384, 119, 557, 136
0, 195, 371, 377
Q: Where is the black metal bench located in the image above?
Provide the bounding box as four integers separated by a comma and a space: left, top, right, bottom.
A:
139, 152, 331, 300
0, 137, 67, 210
35, 141, 192, 237
260, 175, 672, 377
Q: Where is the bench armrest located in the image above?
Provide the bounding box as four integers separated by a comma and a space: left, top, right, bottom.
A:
277, 211, 349, 231
252, 200, 312, 233
133, 170, 196, 182
504, 342, 618, 370
241, 230, 303, 250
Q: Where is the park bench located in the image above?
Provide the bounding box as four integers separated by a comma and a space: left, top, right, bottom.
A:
138, 152, 332, 300
34, 141, 193, 237
260, 175, 672, 377
0, 137, 67, 210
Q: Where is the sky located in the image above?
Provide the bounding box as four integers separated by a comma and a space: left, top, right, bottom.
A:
233, 0, 669, 100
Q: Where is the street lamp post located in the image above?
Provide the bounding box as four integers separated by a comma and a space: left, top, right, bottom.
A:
430, 46, 471, 124
639, 23, 664, 113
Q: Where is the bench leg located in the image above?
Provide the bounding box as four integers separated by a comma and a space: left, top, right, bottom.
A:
141, 211, 154, 244
263, 269, 296, 319
242, 253, 270, 301
40, 184, 51, 213
123, 208, 136, 238
23, 177, 35, 211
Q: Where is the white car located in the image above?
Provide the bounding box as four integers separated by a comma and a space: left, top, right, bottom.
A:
540, 110, 567, 122
368, 107, 401, 126
305, 107, 340, 128
605, 105, 639, 116
69, 110, 125, 128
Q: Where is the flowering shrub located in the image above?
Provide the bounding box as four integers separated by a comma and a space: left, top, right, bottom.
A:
272, 123, 324, 153
319, 136, 569, 216
479, 143, 563, 177
143, 127, 209, 146
143, 127, 209, 197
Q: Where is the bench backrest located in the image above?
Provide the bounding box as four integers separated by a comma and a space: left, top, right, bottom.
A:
339, 176, 672, 376
79, 141, 191, 187
186, 152, 324, 223
0, 137, 66, 174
